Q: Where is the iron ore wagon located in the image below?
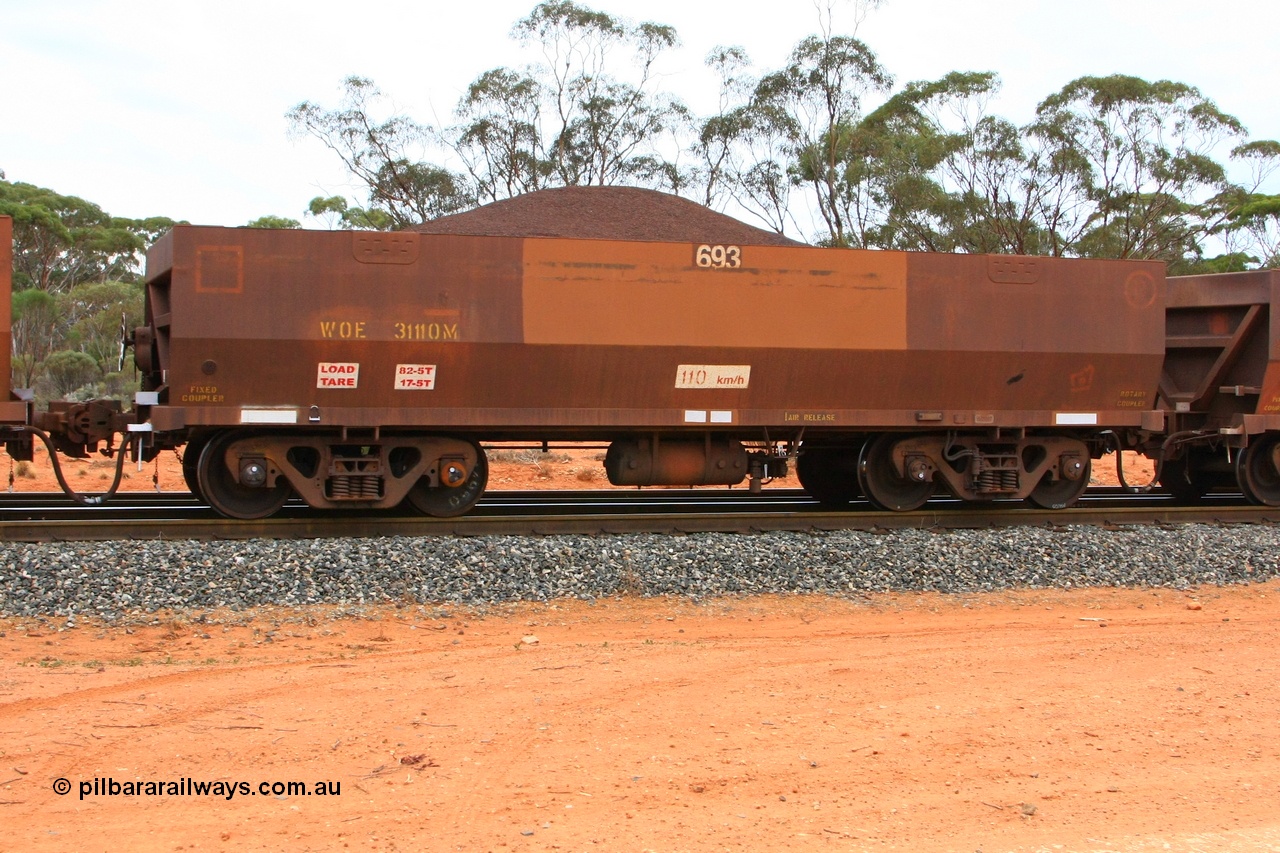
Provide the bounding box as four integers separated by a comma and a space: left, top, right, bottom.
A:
3, 188, 1280, 517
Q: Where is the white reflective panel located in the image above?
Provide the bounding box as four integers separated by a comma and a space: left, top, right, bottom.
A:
240, 409, 299, 424
1054, 412, 1098, 426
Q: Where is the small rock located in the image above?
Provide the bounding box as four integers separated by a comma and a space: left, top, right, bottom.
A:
1020, 803, 1037, 816
4, 524, 1280, 623
522, 635, 539, 645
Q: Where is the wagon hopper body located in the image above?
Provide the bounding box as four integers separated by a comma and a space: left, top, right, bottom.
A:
120, 225, 1165, 517
1153, 268, 1280, 503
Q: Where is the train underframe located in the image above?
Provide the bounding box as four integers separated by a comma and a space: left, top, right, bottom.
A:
799, 427, 1280, 509
795, 430, 1103, 511
168, 428, 798, 520
164, 426, 1128, 519
147, 429, 1090, 519
1154, 431, 1280, 506
12, 402, 1280, 518
166, 424, 1280, 518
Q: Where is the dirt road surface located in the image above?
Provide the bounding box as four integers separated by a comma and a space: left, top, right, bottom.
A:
2, 583, 1277, 852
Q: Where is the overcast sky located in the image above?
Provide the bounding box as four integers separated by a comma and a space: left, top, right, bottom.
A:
3, 0, 1277, 227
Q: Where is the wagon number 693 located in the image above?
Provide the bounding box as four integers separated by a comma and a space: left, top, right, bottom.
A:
695, 244, 741, 269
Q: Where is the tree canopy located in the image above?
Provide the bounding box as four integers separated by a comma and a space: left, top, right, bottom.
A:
286, 1, 1278, 271
2, 177, 171, 403
0, 180, 176, 291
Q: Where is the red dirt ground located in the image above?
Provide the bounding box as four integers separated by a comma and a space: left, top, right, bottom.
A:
10, 445, 1252, 852
1, 585, 1277, 852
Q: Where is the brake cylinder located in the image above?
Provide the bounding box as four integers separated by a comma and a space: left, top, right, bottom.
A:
604, 437, 748, 486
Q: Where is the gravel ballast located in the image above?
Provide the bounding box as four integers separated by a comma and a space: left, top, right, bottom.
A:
1, 525, 1277, 622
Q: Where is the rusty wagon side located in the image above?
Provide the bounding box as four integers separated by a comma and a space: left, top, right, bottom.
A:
106, 225, 1168, 517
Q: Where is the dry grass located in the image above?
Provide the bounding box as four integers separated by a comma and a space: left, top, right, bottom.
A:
487, 449, 572, 465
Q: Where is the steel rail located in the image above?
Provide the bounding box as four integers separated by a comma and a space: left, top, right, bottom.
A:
0, 489, 1275, 542
0, 485, 1224, 510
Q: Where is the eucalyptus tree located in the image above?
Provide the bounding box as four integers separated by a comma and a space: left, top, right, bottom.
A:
454, 67, 549, 203
1209, 139, 1280, 269
1026, 75, 1247, 262
856, 70, 1083, 257
749, 33, 893, 246
305, 196, 395, 231
10, 288, 59, 389
454, 1, 689, 201
244, 215, 300, 229
60, 280, 145, 377
1231, 192, 1280, 268
1, 179, 167, 397
692, 46, 752, 209
822, 70, 1004, 253
287, 77, 474, 229
41, 350, 99, 398
690, 46, 800, 234
286, 3, 1280, 272
0, 180, 164, 291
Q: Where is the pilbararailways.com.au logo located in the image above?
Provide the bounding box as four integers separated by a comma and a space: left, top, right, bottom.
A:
53, 777, 340, 801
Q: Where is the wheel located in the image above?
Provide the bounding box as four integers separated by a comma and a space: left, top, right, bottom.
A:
197, 431, 292, 520
182, 432, 212, 501
1025, 457, 1091, 509
408, 443, 488, 517
1159, 454, 1209, 503
796, 447, 861, 505
858, 434, 933, 512
1236, 433, 1280, 506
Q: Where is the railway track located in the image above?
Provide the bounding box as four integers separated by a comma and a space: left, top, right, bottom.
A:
0, 487, 1275, 542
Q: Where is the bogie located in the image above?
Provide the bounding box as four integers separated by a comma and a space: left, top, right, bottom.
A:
847, 432, 1094, 511
796, 444, 862, 505
1236, 433, 1280, 506
192, 431, 487, 519
197, 431, 293, 520
407, 443, 489, 517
